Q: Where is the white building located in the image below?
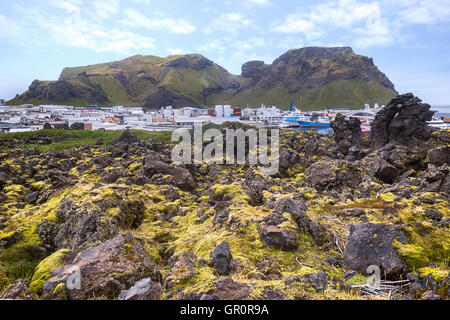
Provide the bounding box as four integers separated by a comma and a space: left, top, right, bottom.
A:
224, 105, 232, 117
215, 105, 224, 117
174, 116, 240, 126
112, 106, 125, 112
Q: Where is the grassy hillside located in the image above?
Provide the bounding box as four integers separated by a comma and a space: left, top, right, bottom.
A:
8, 48, 397, 110
210, 79, 396, 110
296, 79, 397, 110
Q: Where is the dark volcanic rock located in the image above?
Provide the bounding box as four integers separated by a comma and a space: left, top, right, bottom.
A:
258, 224, 298, 251
343, 223, 407, 279
165, 251, 198, 289
42, 235, 161, 300
258, 212, 299, 251
243, 168, 269, 205
23, 79, 108, 105
113, 130, 139, 144
305, 272, 329, 292
241, 61, 268, 79
38, 199, 117, 251
0, 279, 33, 300
70, 123, 84, 130
305, 159, 363, 192
370, 93, 435, 148
271, 47, 395, 92
201, 278, 251, 300
371, 156, 400, 184
274, 197, 330, 246
331, 114, 364, 157
144, 156, 195, 190
259, 287, 289, 300
211, 242, 233, 275
428, 146, 450, 166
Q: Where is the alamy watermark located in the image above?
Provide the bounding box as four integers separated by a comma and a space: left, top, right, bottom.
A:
66, 266, 81, 290
171, 123, 280, 176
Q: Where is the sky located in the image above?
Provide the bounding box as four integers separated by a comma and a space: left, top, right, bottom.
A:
1, 0, 450, 105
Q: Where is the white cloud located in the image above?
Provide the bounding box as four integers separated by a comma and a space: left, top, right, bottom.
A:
204, 13, 252, 34
231, 37, 267, 50
273, 0, 394, 48
0, 14, 22, 39
0, 1, 198, 54
131, 0, 151, 5
49, 0, 82, 14
166, 48, 185, 55
122, 9, 196, 34
394, 0, 450, 25
246, 0, 271, 7
93, 0, 120, 19
10, 2, 155, 54
198, 38, 226, 53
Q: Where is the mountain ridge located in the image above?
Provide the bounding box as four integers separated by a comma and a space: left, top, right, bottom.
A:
7, 47, 397, 110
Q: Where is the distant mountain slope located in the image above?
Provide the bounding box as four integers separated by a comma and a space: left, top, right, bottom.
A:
8, 47, 397, 110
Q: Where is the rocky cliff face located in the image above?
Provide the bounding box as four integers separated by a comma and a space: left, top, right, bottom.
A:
9, 47, 397, 109
266, 47, 394, 91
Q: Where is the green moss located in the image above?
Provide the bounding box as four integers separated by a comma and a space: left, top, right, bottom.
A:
128, 162, 142, 173
392, 241, 429, 268
392, 223, 450, 270
286, 164, 306, 177
31, 181, 46, 191
211, 183, 250, 204
378, 192, 396, 202
30, 249, 71, 295
347, 274, 368, 286
418, 267, 449, 282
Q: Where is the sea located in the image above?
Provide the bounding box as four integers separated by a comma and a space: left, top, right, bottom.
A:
294, 105, 450, 135
432, 106, 450, 119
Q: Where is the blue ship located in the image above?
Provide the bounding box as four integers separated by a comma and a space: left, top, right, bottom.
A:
297, 120, 331, 128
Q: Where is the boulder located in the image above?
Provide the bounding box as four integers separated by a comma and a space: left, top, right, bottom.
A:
370, 93, 435, 149
38, 198, 145, 251
200, 278, 251, 300
243, 168, 268, 205
259, 287, 289, 300
38, 199, 117, 251
343, 223, 407, 279
42, 235, 161, 300
113, 130, 139, 145
254, 257, 283, 280
420, 291, 441, 300
165, 251, 198, 288
211, 242, 233, 276
305, 272, 329, 292
27, 191, 39, 204
144, 157, 195, 191
258, 212, 299, 251
331, 114, 363, 156
305, 159, 362, 192
428, 146, 450, 166
371, 156, 400, 184
425, 208, 443, 221
274, 197, 330, 246
70, 123, 84, 130
258, 224, 298, 251
0, 279, 33, 300
118, 278, 162, 300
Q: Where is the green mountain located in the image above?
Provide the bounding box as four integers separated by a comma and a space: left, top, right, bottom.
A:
8, 47, 397, 110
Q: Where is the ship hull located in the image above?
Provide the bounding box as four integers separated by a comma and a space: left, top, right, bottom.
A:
297, 120, 331, 128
